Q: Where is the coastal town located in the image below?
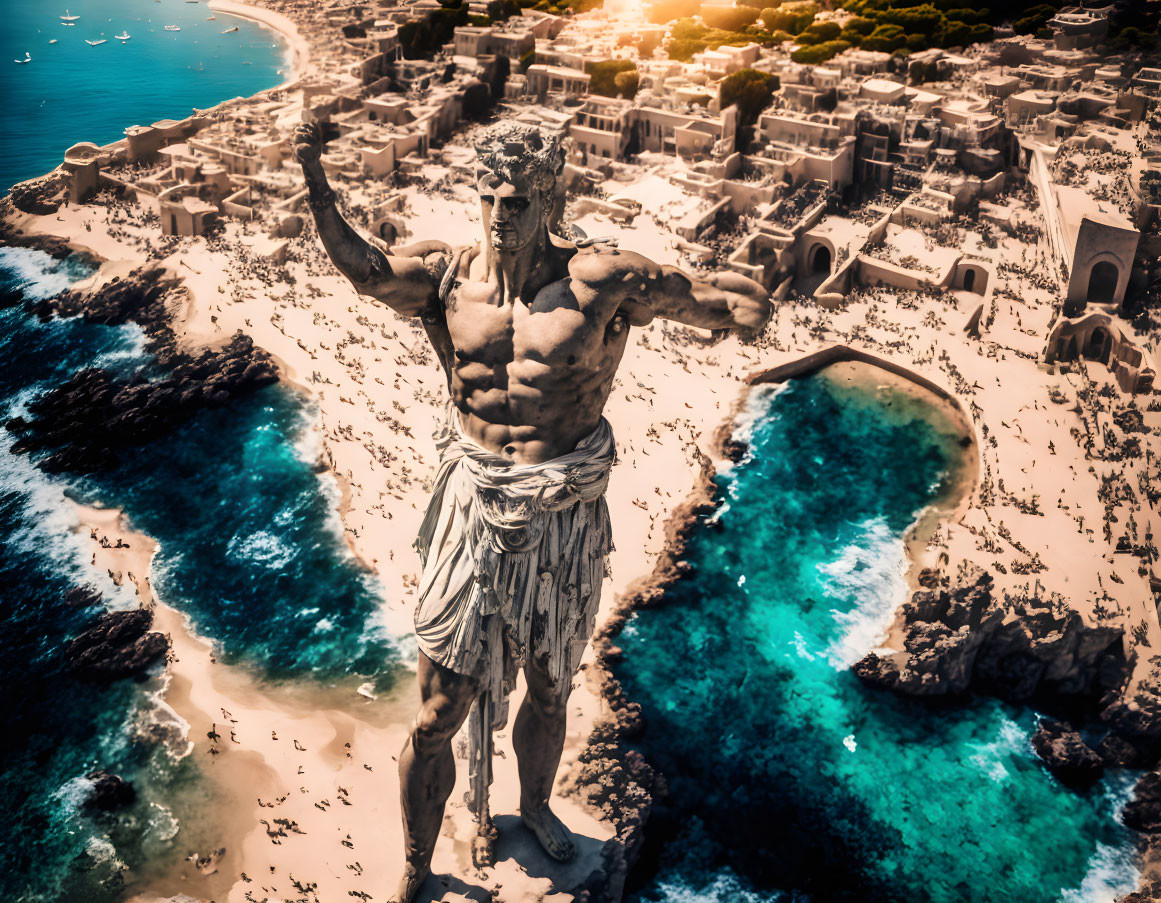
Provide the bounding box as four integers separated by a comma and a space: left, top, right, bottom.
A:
3, 0, 1161, 900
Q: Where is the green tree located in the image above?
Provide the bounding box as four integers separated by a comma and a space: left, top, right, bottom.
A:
796, 20, 841, 44
587, 59, 638, 96
790, 38, 851, 62
721, 68, 778, 141
860, 23, 906, 51
613, 69, 640, 98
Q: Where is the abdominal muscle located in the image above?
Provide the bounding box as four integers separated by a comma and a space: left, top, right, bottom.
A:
449, 357, 621, 466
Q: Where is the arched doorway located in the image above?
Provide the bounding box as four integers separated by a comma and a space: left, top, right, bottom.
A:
811, 245, 831, 274
1085, 326, 1111, 364
1087, 261, 1119, 303
963, 269, 975, 292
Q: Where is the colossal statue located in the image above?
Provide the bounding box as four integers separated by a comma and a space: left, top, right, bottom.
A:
296, 119, 771, 903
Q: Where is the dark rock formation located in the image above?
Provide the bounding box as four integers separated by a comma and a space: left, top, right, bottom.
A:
6, 265, 279, 474
1118, 877, 1161, 903
853, 565, 1125, 702
64, 586, 104, 609
66, 609, 168, 681
50, 266, 178, 335
9, 169, 69, 215
1124, 770, 1161, 833
84, 771, 136, 811
1030, 719, 1104, 787
8, 332, 278, 473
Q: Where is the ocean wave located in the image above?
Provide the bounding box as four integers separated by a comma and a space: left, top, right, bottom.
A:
0, 246, 94, 300
818, 516, 909, 668
723, 382, 792, 471
138, 677, 195, 763
1060, 840, 1139, 903
227, 528, 296, 570
653, 867, 784, 902
967, 712, 1029, 783
0, 442, 139, 612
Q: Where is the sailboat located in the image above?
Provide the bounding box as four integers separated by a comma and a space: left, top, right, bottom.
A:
14, 52, 31, 64
60, 9, 80, 22
85, 38, 107, 45
114, 31, 131, 41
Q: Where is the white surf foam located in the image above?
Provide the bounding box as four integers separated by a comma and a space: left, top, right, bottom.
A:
818, 516, 909, 668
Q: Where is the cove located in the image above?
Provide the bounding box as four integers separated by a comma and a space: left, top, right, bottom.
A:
0, 0, 289, 192
615, 366, 1137, 902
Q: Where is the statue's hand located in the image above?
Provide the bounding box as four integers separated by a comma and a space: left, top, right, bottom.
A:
729, 289, 773, 333
707, 272, 772, 333
293, 121, 325, 166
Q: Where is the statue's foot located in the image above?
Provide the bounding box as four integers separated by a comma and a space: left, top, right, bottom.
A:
388, 861, 428, 903
521, 803, 576, 863
472, 817, 499, 869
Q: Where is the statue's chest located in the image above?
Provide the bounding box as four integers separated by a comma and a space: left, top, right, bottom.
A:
446, 278, 599, 368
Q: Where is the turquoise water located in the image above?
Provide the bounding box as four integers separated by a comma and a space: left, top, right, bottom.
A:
0, 249, 400, 902
0, 0, 288, 191
616, 378, 1138, 902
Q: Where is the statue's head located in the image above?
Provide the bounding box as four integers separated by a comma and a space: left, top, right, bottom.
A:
474, 122, 564, 252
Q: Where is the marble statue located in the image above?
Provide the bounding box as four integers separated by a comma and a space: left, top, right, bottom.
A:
295, 119, 772, 903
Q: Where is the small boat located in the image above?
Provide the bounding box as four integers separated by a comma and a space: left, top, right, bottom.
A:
86, 38, 107, 45
114, 32, 130, 41
221, 25, 238, 33
164, 24, 180, 31
206, 15, 216, 20
60, 9, 80, 21
14, 52, 31, 64
49, 39, 57, 44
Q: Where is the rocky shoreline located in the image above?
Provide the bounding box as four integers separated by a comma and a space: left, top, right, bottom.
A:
4, 265, 278, 474
564, 366, 1159, 899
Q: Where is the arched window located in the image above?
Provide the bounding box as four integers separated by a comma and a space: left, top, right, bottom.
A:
1087, 261, 1119, 303
963, 269, 975, 292
812, 245, 831, 274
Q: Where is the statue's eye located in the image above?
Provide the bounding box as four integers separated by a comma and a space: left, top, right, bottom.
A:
480, 195, 494, 205
509, 198, 530, 212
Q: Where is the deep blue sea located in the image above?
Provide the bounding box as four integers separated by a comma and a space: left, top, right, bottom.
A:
616, 378, 1139, 902
0, 248, 400, 902
0, 0, 288, 192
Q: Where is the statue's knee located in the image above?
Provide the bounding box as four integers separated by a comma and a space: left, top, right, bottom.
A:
412, 706, 457, 755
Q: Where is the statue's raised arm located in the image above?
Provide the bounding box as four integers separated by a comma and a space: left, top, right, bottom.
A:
293, 122, 448, 316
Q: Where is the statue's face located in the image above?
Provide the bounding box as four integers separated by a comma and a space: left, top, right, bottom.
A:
478, 170, 545, 252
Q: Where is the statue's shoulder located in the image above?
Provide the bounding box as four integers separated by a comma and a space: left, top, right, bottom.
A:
567, 244, 659, 287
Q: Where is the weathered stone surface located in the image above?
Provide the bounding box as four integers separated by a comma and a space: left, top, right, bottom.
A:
853, 564, 1125, 703
9, 169, 68, 215
84, 770, 136, 811
1123, 770, 1161, 833
66, 609, 168, 681
1030, 719, 1104, 788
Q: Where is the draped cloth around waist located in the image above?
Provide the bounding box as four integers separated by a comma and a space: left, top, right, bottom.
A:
414, 405, 615, 724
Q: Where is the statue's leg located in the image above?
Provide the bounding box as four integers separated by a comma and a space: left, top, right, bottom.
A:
393, 652, 478, 903
513, 654, 577, 862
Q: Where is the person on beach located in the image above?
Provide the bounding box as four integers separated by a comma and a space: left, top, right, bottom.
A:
294, 119, 771, 903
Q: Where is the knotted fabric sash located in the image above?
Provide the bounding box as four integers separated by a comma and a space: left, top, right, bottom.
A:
413, 405, 615, 848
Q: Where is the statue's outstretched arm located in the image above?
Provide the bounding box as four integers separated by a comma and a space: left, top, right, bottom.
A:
581, 250, 771, 334
294, 123, 445, 317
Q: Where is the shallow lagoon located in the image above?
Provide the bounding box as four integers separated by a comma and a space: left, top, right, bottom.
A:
617, 372, 1137, 902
